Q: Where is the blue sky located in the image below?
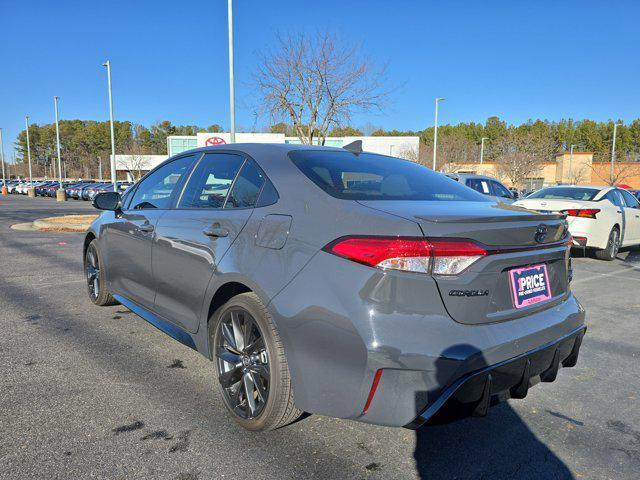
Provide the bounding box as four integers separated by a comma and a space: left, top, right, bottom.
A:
1, 0, 639, 160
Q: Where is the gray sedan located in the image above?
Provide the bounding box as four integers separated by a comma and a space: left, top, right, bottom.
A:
85, 144, 585, 431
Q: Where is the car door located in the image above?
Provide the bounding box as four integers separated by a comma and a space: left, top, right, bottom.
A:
602, 190, 626, 243
619, 189, 640, 244
103, 154, 198, 310
152, 153, 266, 333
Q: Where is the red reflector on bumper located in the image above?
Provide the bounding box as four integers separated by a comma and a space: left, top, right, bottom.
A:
362, 369, 383, 415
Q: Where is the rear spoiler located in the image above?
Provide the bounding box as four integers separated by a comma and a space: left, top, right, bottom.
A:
417, 212, 567, 223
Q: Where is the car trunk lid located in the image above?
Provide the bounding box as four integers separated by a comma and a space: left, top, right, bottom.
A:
358, 200, 571, 325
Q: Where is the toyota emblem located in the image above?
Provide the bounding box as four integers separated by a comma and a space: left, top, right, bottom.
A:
535, 224, 548, 243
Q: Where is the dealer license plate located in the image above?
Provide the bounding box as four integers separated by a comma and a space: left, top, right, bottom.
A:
509, 264, 552, 309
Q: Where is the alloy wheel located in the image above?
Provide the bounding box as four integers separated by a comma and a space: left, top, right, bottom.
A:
610, 229, 620, 258
216, 308, 269, 419
85, 248, 100, 300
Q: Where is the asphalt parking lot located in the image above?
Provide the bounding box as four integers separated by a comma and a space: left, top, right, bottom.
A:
1, 194, 639, 480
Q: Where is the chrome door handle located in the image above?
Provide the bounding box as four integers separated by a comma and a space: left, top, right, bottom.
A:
203, 227, 229, 238
139, 224, 154, 233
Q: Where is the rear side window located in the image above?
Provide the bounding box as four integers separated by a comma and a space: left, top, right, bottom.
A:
178, 153, 244, 209
466, 178, 491, 195
602, 190, 624, 207
225, 160, 265, 209
289, 150, 489, 202
528, 187, 599, 201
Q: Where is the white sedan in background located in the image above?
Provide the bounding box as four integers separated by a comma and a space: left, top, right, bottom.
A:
514, 185, 640, 260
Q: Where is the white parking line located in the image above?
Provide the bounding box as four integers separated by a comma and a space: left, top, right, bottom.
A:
572, 266, 640, 284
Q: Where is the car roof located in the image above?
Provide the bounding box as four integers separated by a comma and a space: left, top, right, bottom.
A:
447, 173, 502, 182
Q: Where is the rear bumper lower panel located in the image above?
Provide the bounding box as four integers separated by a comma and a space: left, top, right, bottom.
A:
404, 325, 586, 429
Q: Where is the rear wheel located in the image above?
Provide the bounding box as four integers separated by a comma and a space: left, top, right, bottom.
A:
210, 292, 302, 431
595, 227, 620, 261
85, 240, 117, 306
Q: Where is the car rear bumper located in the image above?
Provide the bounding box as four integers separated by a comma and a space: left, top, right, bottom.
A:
269, 252, 586, 428
404, 325, 586, 429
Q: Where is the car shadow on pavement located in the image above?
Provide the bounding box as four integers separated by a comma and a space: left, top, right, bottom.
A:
413, 345, 573, 479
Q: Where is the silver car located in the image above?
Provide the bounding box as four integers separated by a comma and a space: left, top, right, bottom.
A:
446, 173, 516, 203
85, 144, 586, 431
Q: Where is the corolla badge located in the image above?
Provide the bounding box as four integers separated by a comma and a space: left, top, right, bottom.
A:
535, 224, 548, 243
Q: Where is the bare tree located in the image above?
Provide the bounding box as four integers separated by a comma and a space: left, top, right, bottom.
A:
495, 131, 553, 187
591, 155, 640, 186
420, 134, 477, 172
122, 140, 150, 181
254, 32, 389, 145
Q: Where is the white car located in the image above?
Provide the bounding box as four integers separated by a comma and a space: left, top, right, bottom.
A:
514, 185, 640, 260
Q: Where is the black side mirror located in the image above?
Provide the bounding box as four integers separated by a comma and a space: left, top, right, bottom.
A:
93, 191, 122, 211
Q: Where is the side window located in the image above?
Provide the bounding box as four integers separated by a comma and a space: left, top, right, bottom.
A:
620, 189, 640, 208
129, 155, 196, 210
491, 181, 512, 198
225, 160, 266, 209
466, 178, 490, 195
178, 153, 244, 209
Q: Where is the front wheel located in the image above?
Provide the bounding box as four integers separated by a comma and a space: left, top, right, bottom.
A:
595, 227, 620, 261
84, 240, 117, 306
210, 292, 302, 431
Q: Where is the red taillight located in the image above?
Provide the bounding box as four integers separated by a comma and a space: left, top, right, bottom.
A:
323, 236, 487, 275
362, 369, 383, 415
563, 208, 600, 219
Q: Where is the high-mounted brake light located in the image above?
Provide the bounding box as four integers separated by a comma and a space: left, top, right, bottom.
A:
322, 236, 487, 275
563, 208, 600, 219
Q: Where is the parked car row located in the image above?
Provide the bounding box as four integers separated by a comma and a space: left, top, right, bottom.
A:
3, 179, 132, 199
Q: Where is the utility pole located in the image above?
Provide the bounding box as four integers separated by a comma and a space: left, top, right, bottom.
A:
479, 137, 488, 171
103, 60, 117, 188
227, 0, 236, 143
98, 156, 102, 181
432, 97, 445, 170
610, 123, 621, 184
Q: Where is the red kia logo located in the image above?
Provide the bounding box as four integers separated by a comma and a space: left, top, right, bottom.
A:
204, 136, 226, 146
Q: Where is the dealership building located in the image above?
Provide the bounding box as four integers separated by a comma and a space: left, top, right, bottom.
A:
167, 132, 420, 158
116, 133, 419, 180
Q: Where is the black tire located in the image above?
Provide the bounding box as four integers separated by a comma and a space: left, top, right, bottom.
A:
595, 226, 620, 261
209, 292, 302, 431
84, 240, 117, 306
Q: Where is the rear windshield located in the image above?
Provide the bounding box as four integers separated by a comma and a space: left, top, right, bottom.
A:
289, 150, 489, 202
527, 187, 599, 201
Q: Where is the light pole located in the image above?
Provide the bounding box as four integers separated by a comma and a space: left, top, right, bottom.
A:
610, 123, 622, 184
102, 60, 117, 188
568, 144, 577, 184
25, 115, 35, 197
53, 96, 66, 201
479, 137, 488, 171
0, 128, 6, 194
25, 116, 33, 180
432, 97, 445, 170
227, 0, 236, 143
